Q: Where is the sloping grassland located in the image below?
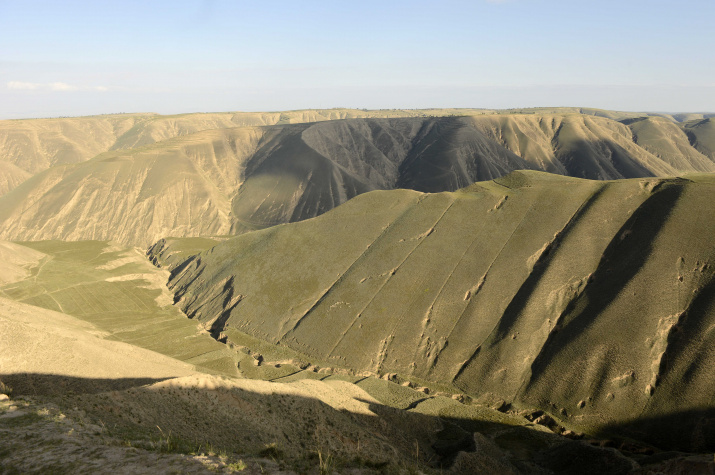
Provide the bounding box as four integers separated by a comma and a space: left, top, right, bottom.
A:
164, 171, 715, 452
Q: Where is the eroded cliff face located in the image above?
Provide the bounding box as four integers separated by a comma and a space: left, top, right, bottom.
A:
163, 171, 715, 452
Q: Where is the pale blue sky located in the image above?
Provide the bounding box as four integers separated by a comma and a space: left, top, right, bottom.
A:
1, 0, 713, 118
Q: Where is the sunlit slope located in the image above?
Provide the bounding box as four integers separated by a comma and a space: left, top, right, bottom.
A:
624, 116, 715, 172
0, 296, 197, 380
0, 161, 31, 196
469, 114, 715, 178
0, 114, 148, 175
501, 107, 714, 123
0, 127, 251, 246
0, 240, 633, 473
166, 171, 715, 451
0, 240, 46, 284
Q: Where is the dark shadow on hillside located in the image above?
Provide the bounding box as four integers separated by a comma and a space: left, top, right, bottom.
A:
556, 138, 656, 179
231, 126, 374, 229
3, 373, 714, 474
522, 182, 686, 390
396, 117, 535, 193
1, 372, 174, 396
597, 408, 715, 455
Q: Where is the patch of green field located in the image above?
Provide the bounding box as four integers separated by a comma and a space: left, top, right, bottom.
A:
1, 240, 239, 377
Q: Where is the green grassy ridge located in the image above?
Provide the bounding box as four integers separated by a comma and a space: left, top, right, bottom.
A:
146, 237, 225, 270
166, 170, 715, 452
1, 229, 709, 470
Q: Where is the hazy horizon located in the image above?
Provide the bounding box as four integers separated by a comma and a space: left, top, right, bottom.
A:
1, 0, 714, 119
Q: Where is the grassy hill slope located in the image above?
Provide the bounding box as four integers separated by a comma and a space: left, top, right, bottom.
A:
0, 240, 239, 377
164, 171, 715, 452
2, 238, 650, 473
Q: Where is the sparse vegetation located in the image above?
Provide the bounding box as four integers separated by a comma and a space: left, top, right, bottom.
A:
317, 449, 335, 475
0, 380, 12, 397
258, 442, 283, 459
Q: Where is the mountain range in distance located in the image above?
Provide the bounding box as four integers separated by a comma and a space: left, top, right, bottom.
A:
0, 108, 713, 246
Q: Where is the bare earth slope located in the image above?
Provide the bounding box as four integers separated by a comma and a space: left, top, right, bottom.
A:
0, 117, 531, 245
1, 114, 713, 246
107, 108, 493, 151
0, 109, 488, 197
0, 130, 242, 246
2, 109, 710, 177
0, 296, 197, 380
624, 116, 715, 172
0, 161, 31, 196
469, 114, 715, 178
164, 171, 715, 452
0, 114, 148, 175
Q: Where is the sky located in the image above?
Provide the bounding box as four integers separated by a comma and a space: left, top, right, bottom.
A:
1, 0, 713, 119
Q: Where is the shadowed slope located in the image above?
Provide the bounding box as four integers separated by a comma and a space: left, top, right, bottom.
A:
163, 171, 715, 451
232, 117, 532, 228
0, 109, 491, 176
395, 118, 533, 191
682, 118, 715, 160
230, 124, 375, 230
0, 118, 535, 245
